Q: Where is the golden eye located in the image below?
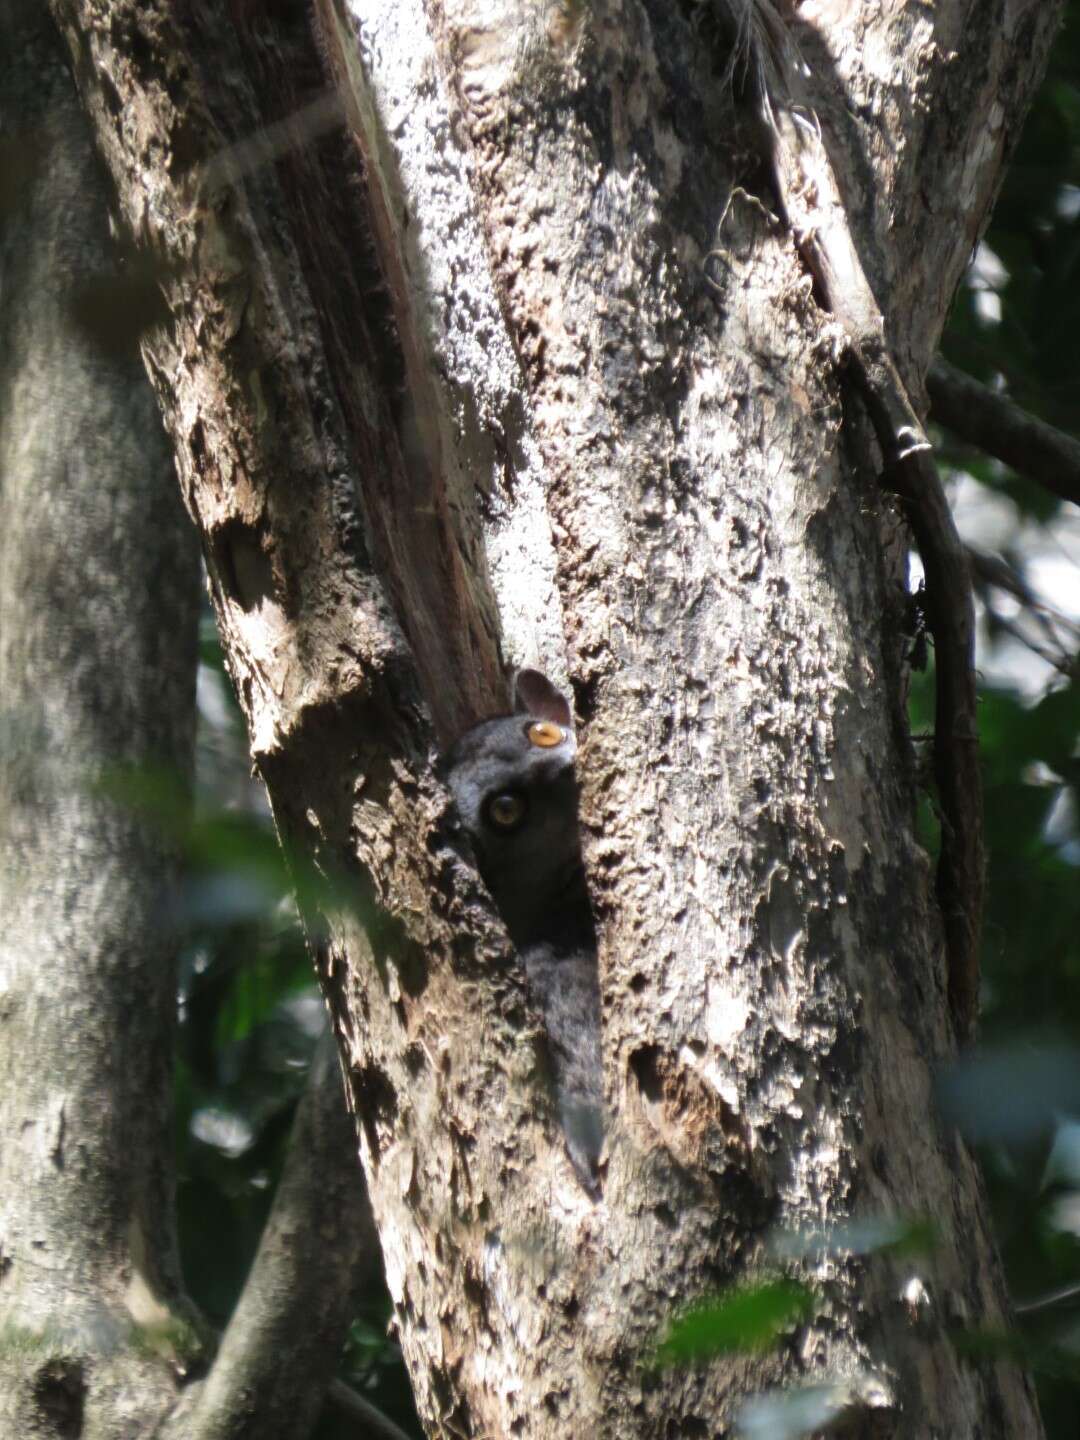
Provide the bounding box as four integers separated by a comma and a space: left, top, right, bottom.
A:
527, 720, 564, 748
487, 792, 527, 829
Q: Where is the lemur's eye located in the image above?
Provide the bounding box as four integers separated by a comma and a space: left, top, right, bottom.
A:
486, 792, 528, 829
526, 720, 564, 748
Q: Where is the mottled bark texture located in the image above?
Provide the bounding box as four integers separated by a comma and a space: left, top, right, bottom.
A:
0, 1, 200, 1429
0, 8, 384, 1438
45, 0, 1059, 1435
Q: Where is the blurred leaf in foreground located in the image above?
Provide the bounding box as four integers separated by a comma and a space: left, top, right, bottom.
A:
736, 1373, 895, 1440
938, 1044, 1080, 1143
653, 1281, 814, 1367
769, 1215, 936, 1263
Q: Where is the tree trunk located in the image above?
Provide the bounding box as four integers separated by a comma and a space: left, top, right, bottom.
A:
0, 2, 200, 1427
0, 11, 389, 1437
46, 0, 1059, 1434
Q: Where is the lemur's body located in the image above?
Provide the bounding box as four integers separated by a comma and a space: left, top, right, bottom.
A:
442, 671, 603, 1192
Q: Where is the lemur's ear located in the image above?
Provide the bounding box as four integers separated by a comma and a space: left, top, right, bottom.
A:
513, 669, 573, 729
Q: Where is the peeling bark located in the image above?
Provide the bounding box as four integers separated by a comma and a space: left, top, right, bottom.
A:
44, 0, 1060, 1434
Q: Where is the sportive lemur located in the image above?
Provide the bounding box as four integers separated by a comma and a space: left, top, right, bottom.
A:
441, 670, 603, 1192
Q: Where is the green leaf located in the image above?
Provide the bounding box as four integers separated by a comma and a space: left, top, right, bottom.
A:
653, 1281, 814, 1367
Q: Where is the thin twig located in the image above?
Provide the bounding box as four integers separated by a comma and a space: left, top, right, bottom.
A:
1015, 1280, 1080, 1316
968, 546, 1080, 676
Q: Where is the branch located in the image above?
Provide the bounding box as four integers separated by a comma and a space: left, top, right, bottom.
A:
164, 1029, 389, 1440
967, 546, 1080, 676
325, 1379, 416, 1440
928, 356, 1080, 508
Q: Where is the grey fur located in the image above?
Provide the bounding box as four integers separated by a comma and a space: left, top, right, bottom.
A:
442, 671, 603, 1192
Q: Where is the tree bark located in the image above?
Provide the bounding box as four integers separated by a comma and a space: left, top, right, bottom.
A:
45, 0, 1059, 1435
0, 9, 388, 1437
0, 3, 200, 1427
